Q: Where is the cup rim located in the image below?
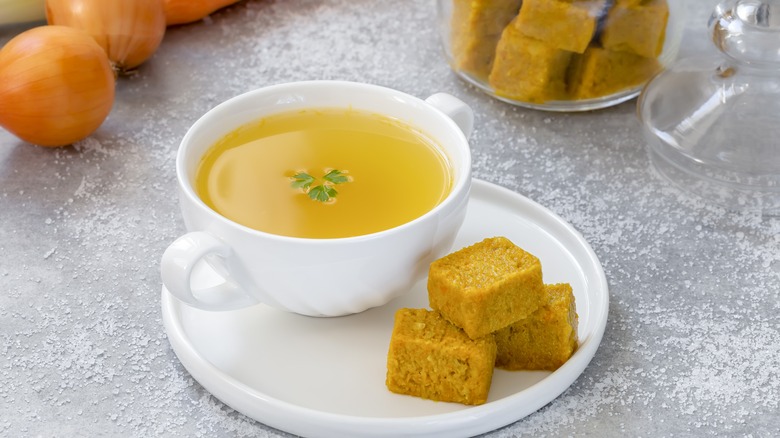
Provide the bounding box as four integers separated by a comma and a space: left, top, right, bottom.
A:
176, 80, 472, 244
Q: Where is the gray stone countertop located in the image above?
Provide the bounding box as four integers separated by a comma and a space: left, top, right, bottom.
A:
2, 1, 779, 436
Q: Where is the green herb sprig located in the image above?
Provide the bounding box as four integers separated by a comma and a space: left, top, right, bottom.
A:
291, 169, 351, 203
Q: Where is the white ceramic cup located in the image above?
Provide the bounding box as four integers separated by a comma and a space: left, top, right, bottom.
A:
160, 81, 473, 316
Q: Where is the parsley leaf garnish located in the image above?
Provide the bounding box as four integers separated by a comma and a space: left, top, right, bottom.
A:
291, 169, 351, 203
323, 169, 349, 184
290, 172, 315, 190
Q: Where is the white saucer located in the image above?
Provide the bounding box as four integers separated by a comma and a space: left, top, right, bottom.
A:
161, 179, 609, 438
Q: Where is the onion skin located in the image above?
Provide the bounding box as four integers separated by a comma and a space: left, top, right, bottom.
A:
46, 0, 166, 73
164, 0, 241, 26
0, 26, 115, 147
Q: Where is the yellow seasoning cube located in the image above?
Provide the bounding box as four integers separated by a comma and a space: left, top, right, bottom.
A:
489, 23, 572, 103
568, 46, 662, 99
428, 236, 545, 340
513, 0, 608, 54
385, 308, 497, 406
450, 0, 522, 79
600, 0, 670, 58
495, 283, 579, 371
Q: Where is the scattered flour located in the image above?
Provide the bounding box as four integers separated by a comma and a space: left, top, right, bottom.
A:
1, 0, 778, 437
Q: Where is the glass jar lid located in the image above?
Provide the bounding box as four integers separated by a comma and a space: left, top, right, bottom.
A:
638, 0, 780, 214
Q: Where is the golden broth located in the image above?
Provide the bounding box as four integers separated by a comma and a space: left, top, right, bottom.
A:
195, 108, 453, 238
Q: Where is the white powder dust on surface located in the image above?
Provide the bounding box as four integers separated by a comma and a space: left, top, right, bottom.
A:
1, 0, 779, 437
472, 110, 780, 437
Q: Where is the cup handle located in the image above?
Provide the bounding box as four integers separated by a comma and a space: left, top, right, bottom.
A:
160, 231, 261, 311
425, 93, 474, 138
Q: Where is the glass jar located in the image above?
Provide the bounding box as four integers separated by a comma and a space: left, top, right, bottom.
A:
638, 0, 780, 214
436, 0, 685, 111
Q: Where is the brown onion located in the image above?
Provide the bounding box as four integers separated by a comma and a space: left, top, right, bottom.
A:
46, 0, 167, 74
164, 0, 241, 26
0, 25, 115, 147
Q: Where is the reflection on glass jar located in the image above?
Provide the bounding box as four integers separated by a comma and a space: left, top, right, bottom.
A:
638, 0, 780, 214
437, 0, 685, 111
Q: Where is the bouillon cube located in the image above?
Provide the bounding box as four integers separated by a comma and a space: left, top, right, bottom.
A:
195, 108, 453, 239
